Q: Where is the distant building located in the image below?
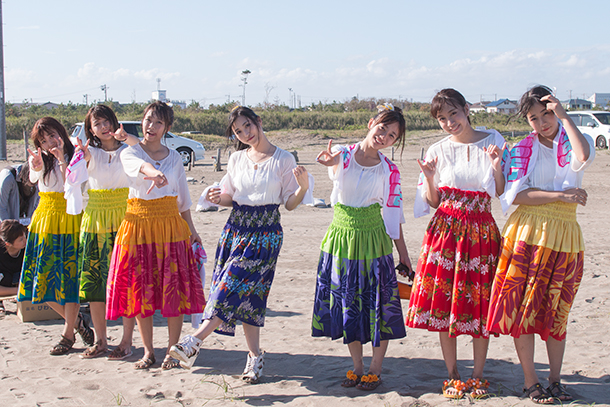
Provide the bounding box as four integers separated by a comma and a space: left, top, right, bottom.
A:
485, 99, 517, 114
587, 93, 610, 109
562, 98, 592, 110
469, 102, 490, 114
169, 100, 187, 109
152, 90, 167, 103
468, 99, 517, 114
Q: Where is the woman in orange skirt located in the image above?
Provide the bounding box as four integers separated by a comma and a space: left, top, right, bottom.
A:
106, 101, 205, 370
487, 86, 595, 404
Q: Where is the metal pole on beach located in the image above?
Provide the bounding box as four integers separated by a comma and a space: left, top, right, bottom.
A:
0, 2, 7, 160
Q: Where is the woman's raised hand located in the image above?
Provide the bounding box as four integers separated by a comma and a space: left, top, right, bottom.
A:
485, 142, 506, 171
48, 134, 65, 162
110, 123, 129, 141
76, 138, 91, 162
541, 94, 568, 119
293, 165, 309, 190
27, 147, 43, 171
416, 156, 438, 180
143, 170, 168, 194
316, 140, 340, 167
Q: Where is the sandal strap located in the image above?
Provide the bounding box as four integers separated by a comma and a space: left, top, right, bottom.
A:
548, 381, 572, 399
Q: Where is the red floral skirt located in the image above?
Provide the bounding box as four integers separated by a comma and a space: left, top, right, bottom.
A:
405, 187, 501, 338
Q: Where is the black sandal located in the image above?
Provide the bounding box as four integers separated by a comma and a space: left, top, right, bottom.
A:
75, 312, 95, 347
548, 381, 573, 402
523, 383, 554, 404
50, 335, 75, 355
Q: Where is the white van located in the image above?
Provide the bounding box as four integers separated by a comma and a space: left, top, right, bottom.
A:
566, 111, 610, 149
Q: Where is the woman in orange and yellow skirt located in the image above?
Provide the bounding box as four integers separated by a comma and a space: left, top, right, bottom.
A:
487, 86, 595, 404
106, 101, 205, 370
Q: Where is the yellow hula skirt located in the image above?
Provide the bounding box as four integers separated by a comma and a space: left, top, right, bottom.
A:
487, 202, 584, 341
78, 188, 128, 303
106, 196, 206, 319
18, 192, 82, 304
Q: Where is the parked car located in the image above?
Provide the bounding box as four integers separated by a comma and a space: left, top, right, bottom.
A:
566, 111, 610, 149
70, 121, 205, 165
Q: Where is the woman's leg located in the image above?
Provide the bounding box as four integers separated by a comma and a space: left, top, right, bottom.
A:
439, 331, 459, 379
513, 334, 539, 388
166, 315, 183, 353
48, 302, 79, 341
347, 341, 365, 375
472, 337, 489, 379
118, 317, 135, 349
88, 302, 108, 349
191, 316, 224, 342
368, 340, 389, 376
546, 337, 566, 384
242, 323, 261, 356
135, 315, 155, 360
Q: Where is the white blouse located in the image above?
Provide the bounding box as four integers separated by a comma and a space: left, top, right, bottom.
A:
120, 143, 192, 213
425, 131, 505, 193
521, 142, 592, 192
29, 154, 66, 193
331, 152, 385, 208
87, 145, 129, 190
220, 147, 299, 206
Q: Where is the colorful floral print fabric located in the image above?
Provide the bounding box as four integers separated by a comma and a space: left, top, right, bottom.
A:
203, 203, 283, 336
406, 187, 500, 338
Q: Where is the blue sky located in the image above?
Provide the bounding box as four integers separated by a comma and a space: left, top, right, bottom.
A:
4, 0, 610, 106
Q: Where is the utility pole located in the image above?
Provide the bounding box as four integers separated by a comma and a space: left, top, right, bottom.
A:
83, 94, 90, 105
288, 88, 293, 109
0, 1, 6, 160
100, 84, 108, 102
240, 70, 251, 106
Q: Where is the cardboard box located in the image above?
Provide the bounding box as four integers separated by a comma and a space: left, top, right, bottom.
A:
17, 301, 62, 322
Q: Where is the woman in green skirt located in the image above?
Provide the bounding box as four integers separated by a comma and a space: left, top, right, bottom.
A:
312, 104, 412, 391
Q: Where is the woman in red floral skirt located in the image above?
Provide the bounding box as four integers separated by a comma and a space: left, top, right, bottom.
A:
406, 89, 507, 399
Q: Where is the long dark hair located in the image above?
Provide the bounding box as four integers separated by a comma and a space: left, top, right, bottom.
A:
517, 85, 553, 118
30, 117, 74, 182
84, 104, 120, 148
225, 106, 261, 151
430, 88, 472, 126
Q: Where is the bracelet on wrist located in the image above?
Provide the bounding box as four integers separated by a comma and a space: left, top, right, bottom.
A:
58, 161, 66, 165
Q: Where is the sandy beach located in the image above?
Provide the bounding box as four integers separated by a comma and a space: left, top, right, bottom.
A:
1, 132, 609, 407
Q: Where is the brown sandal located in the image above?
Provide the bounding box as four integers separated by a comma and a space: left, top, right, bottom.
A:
134, 356, 156, 369
50, 335, 75, 355
80, 341, 109, 359
357, 374, 382, 391
161, 355, 181, 370
341, 370, 362, 387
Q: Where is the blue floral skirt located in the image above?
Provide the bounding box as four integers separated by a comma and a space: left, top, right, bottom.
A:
312, 203, 406, 346
202, 202, 282, 336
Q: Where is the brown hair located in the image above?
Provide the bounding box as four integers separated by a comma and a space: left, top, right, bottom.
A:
84, 104, 120, 148
30, 117, 74, 182
370, 106, 407, 153
430, 88, 471, 125
225, 106, 262, 151
0, 219, 28, 248
143, 101, 174, 134
517, 85, 553, 118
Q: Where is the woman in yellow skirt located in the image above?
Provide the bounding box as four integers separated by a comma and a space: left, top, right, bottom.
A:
76, 105, 140, 359
106, 101, 206, 370
19, 117, 94, 355
487, 86, 595, 404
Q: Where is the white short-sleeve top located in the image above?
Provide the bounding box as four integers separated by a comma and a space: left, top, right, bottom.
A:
120, 143, 192, 212
220, 147, 298, 206
87, 144, 129, 190
330, 151, 385, 208
425, 131, 505, 193
521, 142, 593, 192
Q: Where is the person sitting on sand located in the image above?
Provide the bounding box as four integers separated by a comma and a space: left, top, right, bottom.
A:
0, 219, 28, 317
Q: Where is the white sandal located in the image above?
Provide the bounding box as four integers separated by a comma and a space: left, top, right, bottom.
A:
242, 350, 265, 384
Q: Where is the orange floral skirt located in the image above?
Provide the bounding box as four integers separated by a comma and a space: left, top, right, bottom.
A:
486, 202, 583, 341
